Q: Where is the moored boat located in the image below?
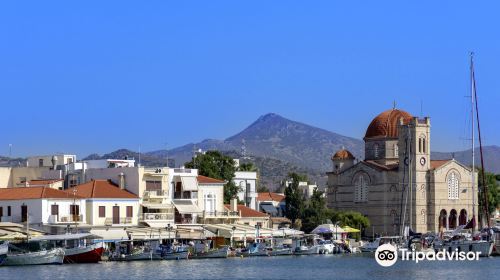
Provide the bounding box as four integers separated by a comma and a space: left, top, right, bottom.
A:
190, 246, 229, 259
0, 242, 8, 265
30, 233, 104, 264
3, 248, 65, 266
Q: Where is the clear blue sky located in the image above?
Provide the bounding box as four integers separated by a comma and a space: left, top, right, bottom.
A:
1, 1, 499, 158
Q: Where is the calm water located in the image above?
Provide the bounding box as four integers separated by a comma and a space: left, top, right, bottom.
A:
1, 254, 499, 280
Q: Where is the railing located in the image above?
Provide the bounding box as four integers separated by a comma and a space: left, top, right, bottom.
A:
143, 190, 168, 198
48, 215, 83, 223
104, 217, 133, 225
173, 168, 193, 173
140, 213, 174, 221
203, 210, 240, 218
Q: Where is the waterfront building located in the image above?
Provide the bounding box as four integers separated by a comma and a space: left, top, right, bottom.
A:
326, 108, 477, 236
233, 168, 258, 210
197, 175, 239, 224
226, 200, 270, 228
256, 192, 286, 217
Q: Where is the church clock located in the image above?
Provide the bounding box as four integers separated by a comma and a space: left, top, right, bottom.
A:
420, 157, 426, 166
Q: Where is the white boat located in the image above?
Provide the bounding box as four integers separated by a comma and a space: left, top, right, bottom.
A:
433, 239, 493, 257
360, 236, 401, 253
3, 248, 65, 266
0, 242, 8, 265
268, 247, 293, 256
318, 240, 335, 254
163, 250, 189, 260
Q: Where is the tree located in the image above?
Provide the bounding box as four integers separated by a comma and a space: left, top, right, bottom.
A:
478, 169, 500, 215
256, 185, 270, 193
185, 150, 239, 203
284, 172, 307, 228
301, 189, 332, 233
238, 162, 257, 172
330, 210, 370, 240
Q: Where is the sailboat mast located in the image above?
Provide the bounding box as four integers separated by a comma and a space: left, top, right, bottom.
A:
471, 54, 491, 228
470, 53, 476, 232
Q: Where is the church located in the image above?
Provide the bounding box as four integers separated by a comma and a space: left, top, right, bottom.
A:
326, 108, 477, 236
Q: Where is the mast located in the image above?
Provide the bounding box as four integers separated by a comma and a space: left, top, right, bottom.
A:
470, 53, 476, 232
471, 53, 491, 228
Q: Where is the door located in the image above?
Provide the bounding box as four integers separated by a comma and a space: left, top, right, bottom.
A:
21, 205, 28, 222
113, 206, 120, 224
51, 204, 59, 221
70, 204, 80, 222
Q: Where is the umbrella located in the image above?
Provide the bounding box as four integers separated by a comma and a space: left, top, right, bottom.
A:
342, 226, 360, 233
311, 224, 346, 234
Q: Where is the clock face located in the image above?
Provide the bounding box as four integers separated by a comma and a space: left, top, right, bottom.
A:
420, 157, 426, 166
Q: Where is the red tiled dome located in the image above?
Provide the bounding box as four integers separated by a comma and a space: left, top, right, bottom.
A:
332, 149, 355, 160
365, 109, 413, 139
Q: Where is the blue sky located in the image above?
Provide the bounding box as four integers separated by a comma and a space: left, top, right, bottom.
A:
1, 1, 499, 158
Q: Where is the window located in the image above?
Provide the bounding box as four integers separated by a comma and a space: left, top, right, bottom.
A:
99, 206, 106, 218
39, 158, 44, 167
18, 177, 26, 184
0, 207, 3, 217
394, 144, 399, 157
70, 204, 80, 216
146, 180, 162, 191
51, 204, 59, 216
204, 193, 217, 213
21, 205, 28, 222
423, 138, 426, 153
7, 206, 11, 216
419, 138, 422, 153
447, 171, 459, 199
126, 206, 133, 218
354, 173, 369, 202
374, 144, 379, 158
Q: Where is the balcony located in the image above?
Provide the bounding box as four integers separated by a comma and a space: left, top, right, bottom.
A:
48, 215, 84, 224
140, 212, 174, 221
104, 217, 133, 226
143, 190, 168, 199
202, 210, 240, 219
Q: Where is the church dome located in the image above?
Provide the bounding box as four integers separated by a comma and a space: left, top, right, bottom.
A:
365, 108, 413, 139
332, 149, 355, 160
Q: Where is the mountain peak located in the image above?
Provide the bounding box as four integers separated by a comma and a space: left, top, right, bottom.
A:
256, 113, 285, 122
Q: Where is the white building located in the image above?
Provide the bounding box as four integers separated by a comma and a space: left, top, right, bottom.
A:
0, 187, 87, 232
26, 154, 76, 168
234, 171, 258, 210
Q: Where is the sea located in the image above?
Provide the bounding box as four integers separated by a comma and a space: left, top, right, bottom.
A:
1, 254, 499, 280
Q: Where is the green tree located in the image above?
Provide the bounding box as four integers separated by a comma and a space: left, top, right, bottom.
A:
331, 210, 370, 240
238, 162, 257, 172
256, 185, 269, 193
185, 150, 239, 203
284, 172, 307, 228
478, 169, 500, 215
301, 189, 332, 233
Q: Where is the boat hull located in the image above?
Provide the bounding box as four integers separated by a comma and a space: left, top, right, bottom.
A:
191, 247, 228, 259
3, 248, 65, 266
64, 243, 104, 264
163, 251, 189, 260
434, 240, 493, 257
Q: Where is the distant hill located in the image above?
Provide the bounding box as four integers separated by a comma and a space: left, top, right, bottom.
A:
432, 145, 500, 174
148, 113, 364, 173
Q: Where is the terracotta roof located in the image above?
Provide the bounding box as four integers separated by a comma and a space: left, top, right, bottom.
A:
225, 204, 269, 218
431, 159, 451, 169
364, 160, 399, 171
65, 180, 138, 199
332, 149, 355, 160
27, 179, 64, 186
257, 192, 285, 202
0, 187, 82, 200
197, 175, 225, 184
365, 109, 413, 139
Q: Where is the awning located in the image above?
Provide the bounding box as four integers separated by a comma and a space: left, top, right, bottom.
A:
173, 199, 202, 214
204, 224, 274, 239
90, 229, 129, 242
142, 203, 175, 210
311, 224, 346, 234
180, 176, 198, 191
260, 204, 278, 215
30, 233, 99, 241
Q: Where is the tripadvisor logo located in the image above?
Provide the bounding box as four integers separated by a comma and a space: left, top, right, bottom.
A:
374, 244, 481, 267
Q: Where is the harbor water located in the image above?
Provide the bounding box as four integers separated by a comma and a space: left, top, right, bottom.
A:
1, 254, 499, 280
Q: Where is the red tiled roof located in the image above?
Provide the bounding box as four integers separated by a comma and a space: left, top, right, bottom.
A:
197, 175, 225, 184
0, 187, 82, 200
28, 179, 64, 186
225, 204, 269, 218
332, 149, 355, 160
257, 192, 285, 202
65, 180, 138, 199
365, 109, 413, 139
431, 159, 451, 169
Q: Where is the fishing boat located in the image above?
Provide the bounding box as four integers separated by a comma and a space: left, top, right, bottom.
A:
159, 244, 190, 260
0, 242, 8, 265
3, 247, 65, 266
318, 240, 335, 254
190, 246, 229, 259
109, 241, 162, 261
360, 236, 401, 253
30, 233, 104, 264
292, 235, 322, 255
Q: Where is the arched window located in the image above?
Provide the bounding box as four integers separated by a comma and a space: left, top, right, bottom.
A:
459, 209, 467, 226
439, 209, 447, 230
420, 184, 426, 199
423, 138, 426, 153
394, 144, 399, 157
447, 171, 460, 200
449, 209, 458, 229
353, 173, 369, 203
419, 138, 422, 153
421, 209, 426, 224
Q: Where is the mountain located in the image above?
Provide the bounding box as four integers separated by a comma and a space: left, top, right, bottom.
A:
431, 145, 500, 174
148, 113, 364, 173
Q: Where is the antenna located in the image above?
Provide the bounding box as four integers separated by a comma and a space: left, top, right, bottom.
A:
138, 146, 142, 167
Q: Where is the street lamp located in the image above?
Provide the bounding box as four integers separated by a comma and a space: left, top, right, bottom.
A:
231, 226, 236, 248
166, 223, 173, 243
